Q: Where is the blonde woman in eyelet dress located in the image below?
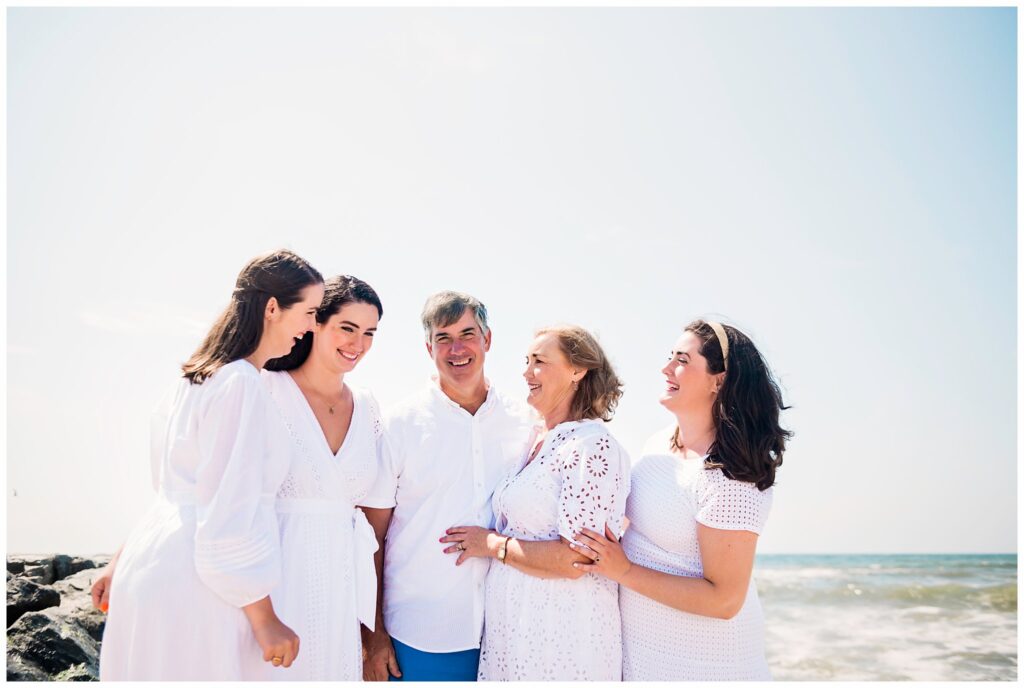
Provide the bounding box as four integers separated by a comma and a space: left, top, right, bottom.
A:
258, 275, 387, 681
573, 319, 791, 681
441, 325, 629, 681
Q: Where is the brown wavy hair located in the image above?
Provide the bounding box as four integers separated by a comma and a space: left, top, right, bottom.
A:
681, 319, 792, 490
182, 249, 323, 384
536, 325, 623, 422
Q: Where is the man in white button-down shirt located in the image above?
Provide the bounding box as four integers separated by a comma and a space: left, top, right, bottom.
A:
361, 291, 534, 681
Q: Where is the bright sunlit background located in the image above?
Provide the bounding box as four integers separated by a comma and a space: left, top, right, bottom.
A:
7, 7, 1016, 555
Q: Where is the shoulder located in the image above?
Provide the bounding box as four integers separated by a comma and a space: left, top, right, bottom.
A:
698, 466, 773, 505
259, 369, 292, 395
563, 421, 629, 467
351, 385, 384, 426
640, 424, 676, 457
196, 360, 268, 417
488, 386, 536, 429
206, 360, 264, 396
383, 385, 436, 428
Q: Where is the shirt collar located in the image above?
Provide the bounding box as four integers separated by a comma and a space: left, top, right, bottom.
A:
427, 375, 497, 416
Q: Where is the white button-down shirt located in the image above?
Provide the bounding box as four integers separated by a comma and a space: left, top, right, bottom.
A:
363, 379, 535, 653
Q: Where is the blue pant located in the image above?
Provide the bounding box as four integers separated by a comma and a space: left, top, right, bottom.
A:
389, 638, 480, 682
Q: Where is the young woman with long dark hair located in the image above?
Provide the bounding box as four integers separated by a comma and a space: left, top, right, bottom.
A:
571, 319, 791, 680
259, 275, 386, 680
94, 250, 324, 680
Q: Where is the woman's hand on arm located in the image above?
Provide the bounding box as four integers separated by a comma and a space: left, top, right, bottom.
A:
574, 520, 758, 620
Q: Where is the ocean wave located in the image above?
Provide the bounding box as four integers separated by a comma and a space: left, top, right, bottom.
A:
757, 581, 1017, 612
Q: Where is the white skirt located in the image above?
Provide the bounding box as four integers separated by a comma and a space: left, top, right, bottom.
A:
99, 497, 266, 681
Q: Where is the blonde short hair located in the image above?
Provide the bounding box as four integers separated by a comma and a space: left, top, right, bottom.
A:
535, 325, 623, 422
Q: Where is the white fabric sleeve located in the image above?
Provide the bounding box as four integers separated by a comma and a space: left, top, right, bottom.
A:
360, 410, 400, 509
192, 371, 281, 608
556, 432, 628, 543
695, 470, 773, 535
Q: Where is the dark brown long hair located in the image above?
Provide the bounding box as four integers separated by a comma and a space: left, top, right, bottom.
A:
537, 325, 623, 422
265, 275, 383, 372
182, 250, 323, 384
682, 319, 792, 490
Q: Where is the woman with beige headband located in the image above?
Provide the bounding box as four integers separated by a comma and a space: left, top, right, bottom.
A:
571, 319, 791, 680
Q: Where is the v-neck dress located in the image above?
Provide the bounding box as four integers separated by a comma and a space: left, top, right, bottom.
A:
478, 419, 630, 681
259, 370, 384, 681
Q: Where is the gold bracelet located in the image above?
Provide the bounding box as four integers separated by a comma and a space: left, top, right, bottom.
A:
498, 535, 513, 564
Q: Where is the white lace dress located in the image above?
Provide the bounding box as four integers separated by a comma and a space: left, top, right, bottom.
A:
620, 427, 774, 680
100, 360, 289, 680
479, 419, 630, 681
258, 370, 383, 681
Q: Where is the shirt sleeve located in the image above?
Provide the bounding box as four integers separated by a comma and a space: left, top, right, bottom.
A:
695, 470, 773, 535
360, 410, 401, 509
556, 431, 629, 543
192, 371, 281, 608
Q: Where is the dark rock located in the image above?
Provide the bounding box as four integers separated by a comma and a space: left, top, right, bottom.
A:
52, 557, 97, 583
19, 561, 55, 587
6, 652, 51, 681
6, 609, 99, 679
6, 556, 111, 681
52, 570, 105, 643
7, 578, 60, 627
54, 663, 97, 681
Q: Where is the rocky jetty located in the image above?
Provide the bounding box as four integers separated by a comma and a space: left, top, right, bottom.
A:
7, 555, 110, 681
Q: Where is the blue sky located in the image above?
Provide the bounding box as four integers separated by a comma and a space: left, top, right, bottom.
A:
6, 7, 1017, 554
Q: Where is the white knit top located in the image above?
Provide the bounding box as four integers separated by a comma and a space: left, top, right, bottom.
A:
619, 426, 773, 681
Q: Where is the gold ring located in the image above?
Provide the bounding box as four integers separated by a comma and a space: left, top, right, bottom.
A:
457, 543, 465, 551
271, 656, 283, 666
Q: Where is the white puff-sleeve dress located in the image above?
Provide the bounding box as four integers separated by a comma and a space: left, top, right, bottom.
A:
620, 426, 774, 681
257, 371, 382, 680
99, 360, 290, 680
479, 419, 630, 681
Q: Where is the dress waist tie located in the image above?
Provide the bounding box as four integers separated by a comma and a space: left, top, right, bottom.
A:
275, 498, 380, 631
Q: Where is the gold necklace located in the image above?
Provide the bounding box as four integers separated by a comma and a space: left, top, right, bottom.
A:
299, 368, 345, 415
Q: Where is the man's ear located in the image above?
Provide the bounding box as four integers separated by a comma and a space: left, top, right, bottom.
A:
483, 328, 492, 352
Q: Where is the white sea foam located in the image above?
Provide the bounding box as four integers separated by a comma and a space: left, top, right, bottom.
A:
758, 554, 1017, 681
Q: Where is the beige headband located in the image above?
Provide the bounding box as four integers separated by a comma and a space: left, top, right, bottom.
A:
707, 321, 729, 371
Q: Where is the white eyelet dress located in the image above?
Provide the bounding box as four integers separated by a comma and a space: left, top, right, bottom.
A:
620, 426, 774, 681
479, 419, 630, 681
258, 370, 383, 680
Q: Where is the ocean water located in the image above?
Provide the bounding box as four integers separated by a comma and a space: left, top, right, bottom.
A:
755, 554, 1017, 681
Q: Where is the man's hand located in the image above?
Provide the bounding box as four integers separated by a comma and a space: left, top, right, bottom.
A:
362, 627, 401, 681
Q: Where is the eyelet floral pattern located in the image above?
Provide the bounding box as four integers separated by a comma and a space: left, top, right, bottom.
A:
480, 420, 630, 681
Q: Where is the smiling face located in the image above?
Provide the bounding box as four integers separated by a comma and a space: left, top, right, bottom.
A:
309, 300, 379, 374
660, 330, 722, 415
427, 310, 491, 389
523, 332, 581, 419
265, 283, 324, 358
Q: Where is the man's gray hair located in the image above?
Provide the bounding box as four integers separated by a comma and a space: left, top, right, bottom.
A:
421, 291, 490, 342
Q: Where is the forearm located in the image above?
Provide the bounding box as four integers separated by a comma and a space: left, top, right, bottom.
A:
242, 595, 277, 629
618, 565, 747, 619
502, 537, 590, 580
365, 542, 387, 637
